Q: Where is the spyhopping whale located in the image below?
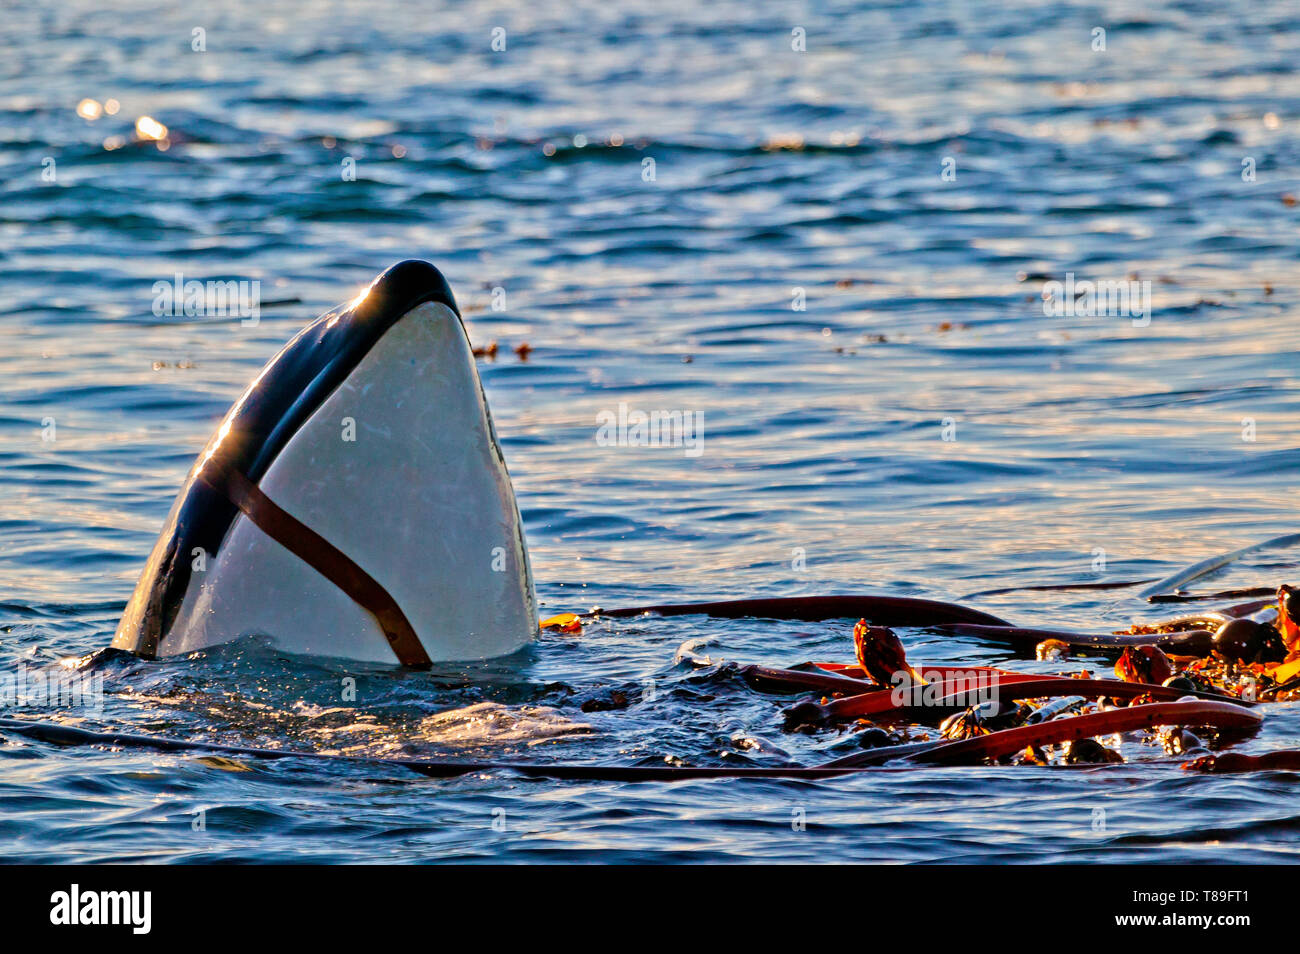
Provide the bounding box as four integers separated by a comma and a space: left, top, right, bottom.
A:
112, 261, 537, 666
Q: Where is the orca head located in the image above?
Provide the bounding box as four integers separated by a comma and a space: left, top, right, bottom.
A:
112, 261, 537, 665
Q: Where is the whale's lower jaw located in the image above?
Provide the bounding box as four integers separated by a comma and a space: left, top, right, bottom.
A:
112, 273, 537, 665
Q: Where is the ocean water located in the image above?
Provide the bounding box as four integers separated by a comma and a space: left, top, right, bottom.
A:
2, 0, 1300, 862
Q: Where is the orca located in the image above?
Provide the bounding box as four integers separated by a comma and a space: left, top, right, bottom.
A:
112, 261, 537, 666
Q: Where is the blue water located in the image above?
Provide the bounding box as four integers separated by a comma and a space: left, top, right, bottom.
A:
3, 0, 1300, 862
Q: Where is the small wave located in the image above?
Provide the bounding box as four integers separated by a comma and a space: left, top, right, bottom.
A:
415, 702, 592, 747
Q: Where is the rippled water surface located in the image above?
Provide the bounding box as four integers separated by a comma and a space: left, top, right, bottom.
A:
3, 0, 1300, 862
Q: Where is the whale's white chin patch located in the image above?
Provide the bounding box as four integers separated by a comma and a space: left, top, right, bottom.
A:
135, 300, 537, 664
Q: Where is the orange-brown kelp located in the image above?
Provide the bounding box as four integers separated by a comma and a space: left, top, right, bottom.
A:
784, 674, 1245, 729
1115, 645, 1175, 684
853, 619, 924, 687
1278, 584, 1300, 657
